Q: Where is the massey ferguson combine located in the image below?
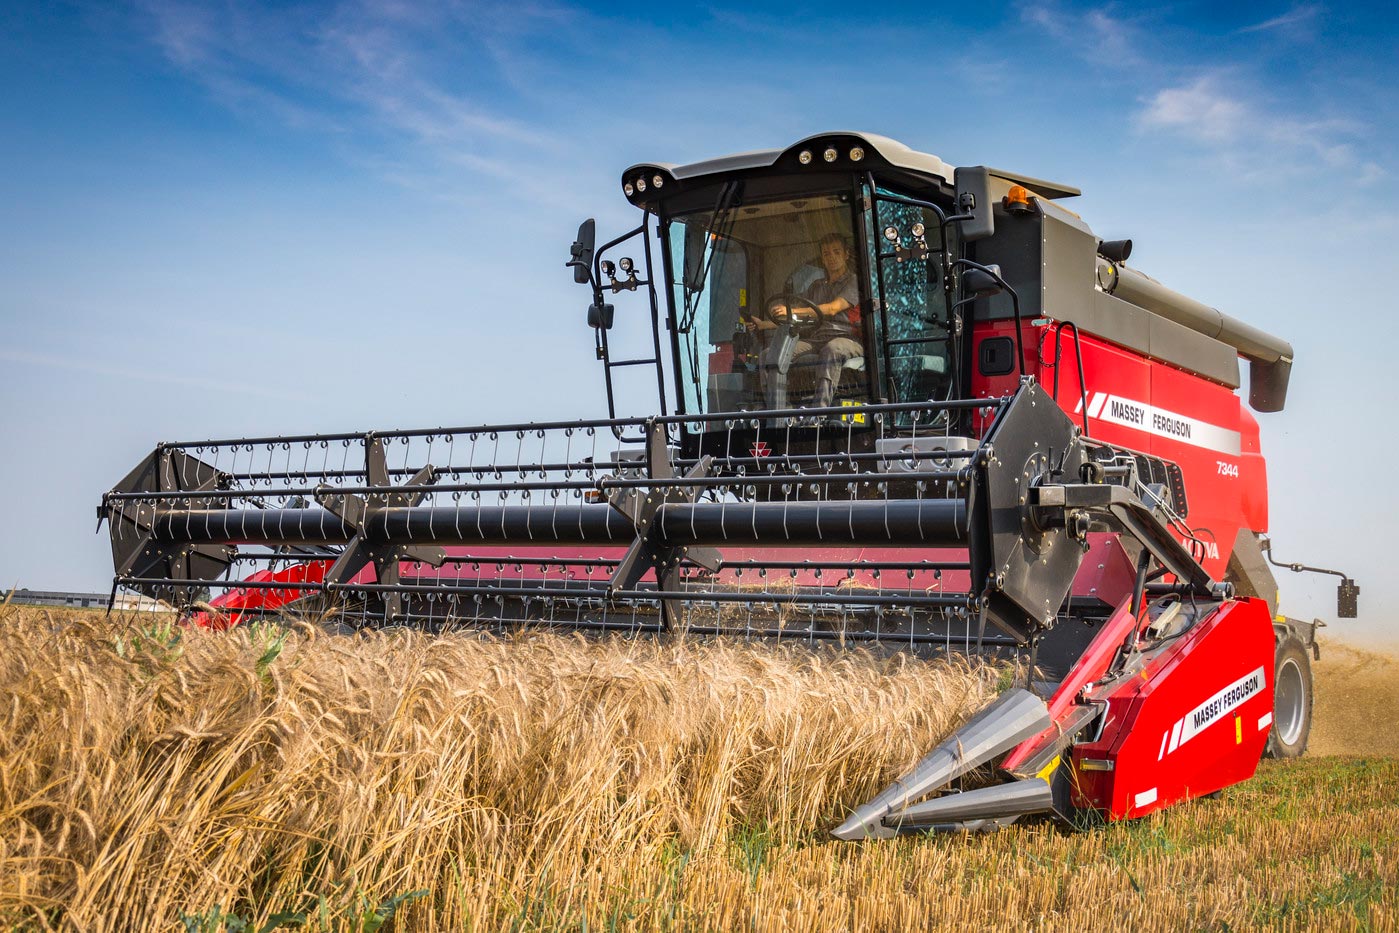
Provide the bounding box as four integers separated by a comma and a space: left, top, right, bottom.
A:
100, 132, 1358, 835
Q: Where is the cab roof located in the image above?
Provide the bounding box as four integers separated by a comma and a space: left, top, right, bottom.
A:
620, 131, 1080, 210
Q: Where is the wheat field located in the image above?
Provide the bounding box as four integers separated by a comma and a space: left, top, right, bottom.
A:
0, 605, 1394, 932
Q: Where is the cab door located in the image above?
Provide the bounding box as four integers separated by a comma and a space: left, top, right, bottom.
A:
864, 185, 959, 410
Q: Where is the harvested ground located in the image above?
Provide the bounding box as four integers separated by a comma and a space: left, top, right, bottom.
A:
0, 606, 1394, 931
1311, 639, 1399, 756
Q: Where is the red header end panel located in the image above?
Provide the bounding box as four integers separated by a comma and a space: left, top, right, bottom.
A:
970, 321, 1268, 577
1069, 597, 1275, 819
200, 558, 333, 629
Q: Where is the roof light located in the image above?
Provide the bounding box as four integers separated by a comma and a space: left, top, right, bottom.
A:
1004, 184, 1032, 213
798, 150, 813, 165
623, 182, 635, 196
849, 146, 865, 162
635, 176, 647, 192
652, 174, 664, 189
823, 147, 838, 163
618, 257, 634, 273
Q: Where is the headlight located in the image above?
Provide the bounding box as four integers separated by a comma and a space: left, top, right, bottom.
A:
635, 176, 647, 192
823, 147, 838, 162
849, 146, 865, 162
883, 226, 900, 242
652, 174, 664, 189
618, 257, 634, 273
623, 182, 635, 196
798, 150, 813, 165
911, 222, 926, 238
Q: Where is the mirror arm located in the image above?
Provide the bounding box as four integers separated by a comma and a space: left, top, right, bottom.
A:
951, 259, 1026, 378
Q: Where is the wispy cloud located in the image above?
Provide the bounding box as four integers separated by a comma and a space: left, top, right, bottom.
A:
1019, 2, 1147, 68
1136, 74, 1384, 183
135, 0, 575, 199
1240, 4, 1323, 35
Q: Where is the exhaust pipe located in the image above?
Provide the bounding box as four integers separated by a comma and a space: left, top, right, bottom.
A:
831, 687, 1051, 840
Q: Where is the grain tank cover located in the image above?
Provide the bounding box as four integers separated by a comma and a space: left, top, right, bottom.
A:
972, 195, 1293, 412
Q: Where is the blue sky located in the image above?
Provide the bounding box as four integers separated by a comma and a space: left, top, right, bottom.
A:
2, 1, 1396, 642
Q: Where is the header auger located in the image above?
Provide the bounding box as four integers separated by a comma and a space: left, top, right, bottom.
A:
100, 131, 1357, 834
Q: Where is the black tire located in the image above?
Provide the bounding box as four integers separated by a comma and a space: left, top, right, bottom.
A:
1265, 635, 1313, 758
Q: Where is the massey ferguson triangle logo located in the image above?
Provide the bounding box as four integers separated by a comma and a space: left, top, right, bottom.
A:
749, 442, 771, 458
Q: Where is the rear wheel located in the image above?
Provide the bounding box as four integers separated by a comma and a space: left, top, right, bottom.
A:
1265, 636, 1312, 758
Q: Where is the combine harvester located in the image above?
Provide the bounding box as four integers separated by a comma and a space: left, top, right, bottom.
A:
100, 133, 1358, 835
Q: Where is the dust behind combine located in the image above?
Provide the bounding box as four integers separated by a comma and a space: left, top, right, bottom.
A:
1311, 641, 1399, 757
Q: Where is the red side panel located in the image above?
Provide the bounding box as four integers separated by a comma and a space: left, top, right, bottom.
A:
1069, 597, 1274, 819
1144, 351, 1243, 576
196, 559, 333, 629
1238, 408, 1268, 532
970, 319, 1268, 577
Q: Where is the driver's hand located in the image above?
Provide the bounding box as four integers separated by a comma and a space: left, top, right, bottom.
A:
771, 304, 789, 319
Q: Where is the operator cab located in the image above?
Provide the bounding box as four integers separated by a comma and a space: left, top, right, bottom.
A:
568, 132, 1072, 452
641, 134, 964, 427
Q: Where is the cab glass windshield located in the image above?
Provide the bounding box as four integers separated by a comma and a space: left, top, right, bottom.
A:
665, 186, 870, 417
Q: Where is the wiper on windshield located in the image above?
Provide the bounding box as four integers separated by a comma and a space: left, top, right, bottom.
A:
679, 179, 741, 335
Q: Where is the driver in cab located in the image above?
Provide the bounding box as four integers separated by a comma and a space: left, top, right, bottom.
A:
761, 233, 862, 411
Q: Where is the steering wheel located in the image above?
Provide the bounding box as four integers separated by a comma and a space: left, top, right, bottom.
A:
766, 293, 824, 334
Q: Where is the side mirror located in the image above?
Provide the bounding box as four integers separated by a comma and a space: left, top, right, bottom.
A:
953, 166, 994, 242
1338, 577, 1359, 619
961, 265, 1003, 298
588, 301, 615, 330
567, 218, 596, 285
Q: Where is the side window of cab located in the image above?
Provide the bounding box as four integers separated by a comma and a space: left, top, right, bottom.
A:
864, 188, 957, 406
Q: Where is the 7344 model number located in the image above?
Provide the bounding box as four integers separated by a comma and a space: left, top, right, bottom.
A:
1216, 460, 1239, 478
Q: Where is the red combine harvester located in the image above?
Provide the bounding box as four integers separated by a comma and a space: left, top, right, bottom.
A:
101, 133, 1358, 834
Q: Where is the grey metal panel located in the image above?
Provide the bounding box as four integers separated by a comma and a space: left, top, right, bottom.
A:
1055, 292, 1240, 389
1083, 292, 1153, 359
1226, 528, 1278, 616
1040, 205, 1099, 324
975, 205, 1043, 320
1146, 312, 1242, 387
1079, 292, 1153, 363
1037, 197, 1094, 235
